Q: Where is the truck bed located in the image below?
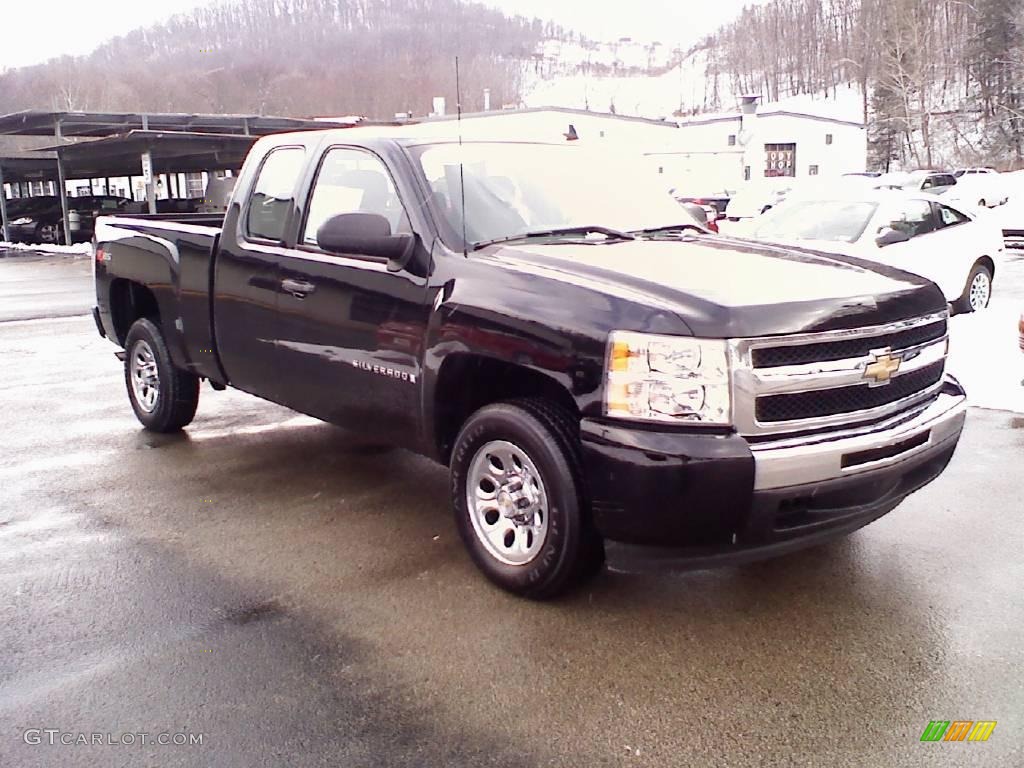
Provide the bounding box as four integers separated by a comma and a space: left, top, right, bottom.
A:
94, 214, 225, 383
109, 212, 226, 227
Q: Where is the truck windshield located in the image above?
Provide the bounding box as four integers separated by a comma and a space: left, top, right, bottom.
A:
414, 143, 688, 250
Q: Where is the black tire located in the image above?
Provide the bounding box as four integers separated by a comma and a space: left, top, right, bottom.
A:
451, 398, 604, 599
952, 262, 993, 315
123, 318, 200, 432
34, 221, 63, 246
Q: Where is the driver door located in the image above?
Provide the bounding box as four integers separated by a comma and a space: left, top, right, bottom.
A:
269, 146, 431, 446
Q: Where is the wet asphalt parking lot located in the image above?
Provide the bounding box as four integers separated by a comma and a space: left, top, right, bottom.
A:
1, 251, 1022, 767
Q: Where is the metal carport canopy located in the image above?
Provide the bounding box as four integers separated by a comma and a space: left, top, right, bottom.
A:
0, 110, 358, 137
0, 154, 60, 242
2, 131, 259, 240
0, 154, 60, 182
41, 130, 258, 177
0, 110, 371, 244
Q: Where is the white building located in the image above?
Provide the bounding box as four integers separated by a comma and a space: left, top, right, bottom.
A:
336, 101, 867, 193
362, 105, 680, 146
654, 97, 867, 192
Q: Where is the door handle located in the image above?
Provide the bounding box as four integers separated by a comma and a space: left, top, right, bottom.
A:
281, 278, 316, 299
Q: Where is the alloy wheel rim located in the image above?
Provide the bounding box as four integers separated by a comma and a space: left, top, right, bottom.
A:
969, 272, 990, 311
130, 340, 160, 413
466, 439, 549, 566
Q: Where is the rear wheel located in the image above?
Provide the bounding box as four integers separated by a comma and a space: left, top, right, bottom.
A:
953, 263, 993, 314
34, 222, 63, 245
450, 399, 604, 599
124, 318, 200, 432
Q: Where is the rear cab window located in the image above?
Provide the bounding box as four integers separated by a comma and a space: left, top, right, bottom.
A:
245, 146, 306, 242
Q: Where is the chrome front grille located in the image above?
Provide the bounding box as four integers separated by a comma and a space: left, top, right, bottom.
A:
731, 313, 950, 437
750, 319, 947, 368
755, 361, 945, 423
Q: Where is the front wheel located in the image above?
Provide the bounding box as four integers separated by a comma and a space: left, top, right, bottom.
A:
124, 318, 200, 432
450, 400, 604, 599
952, 263, 993, 314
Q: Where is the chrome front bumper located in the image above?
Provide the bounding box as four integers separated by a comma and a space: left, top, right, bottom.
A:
751, 377, 967, 491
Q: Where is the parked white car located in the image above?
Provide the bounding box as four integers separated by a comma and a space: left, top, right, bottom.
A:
747, 190, 1003, 313
874, 170, 959, 196
949, 168, 1008, 208
724, 179, 797, 221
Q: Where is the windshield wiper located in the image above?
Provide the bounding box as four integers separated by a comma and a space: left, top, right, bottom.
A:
471, 225, 636, 251
630, 223, 707, 238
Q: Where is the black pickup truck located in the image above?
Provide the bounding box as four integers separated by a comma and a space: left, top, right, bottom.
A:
93, 132, 967, 598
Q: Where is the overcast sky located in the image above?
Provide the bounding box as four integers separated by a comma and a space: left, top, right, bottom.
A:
0, 0, 757, 70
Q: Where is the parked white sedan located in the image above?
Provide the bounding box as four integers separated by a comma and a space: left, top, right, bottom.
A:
951, 168, 1009, 208
746, 190, 1003, 313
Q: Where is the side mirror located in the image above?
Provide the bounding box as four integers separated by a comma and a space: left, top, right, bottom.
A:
875, 227, 910, 247
316, 212, 415, 271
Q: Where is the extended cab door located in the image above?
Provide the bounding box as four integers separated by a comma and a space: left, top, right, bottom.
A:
270, 145, 431, 446
213, 145, 307, 399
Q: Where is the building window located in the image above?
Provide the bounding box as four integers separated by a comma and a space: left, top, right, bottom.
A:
728, 134, 737, 147
809, 165, 819, 176
765, 143, 797, 177
825, 133, 833, 145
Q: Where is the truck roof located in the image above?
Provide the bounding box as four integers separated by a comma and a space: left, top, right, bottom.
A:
257, 129, 569, 149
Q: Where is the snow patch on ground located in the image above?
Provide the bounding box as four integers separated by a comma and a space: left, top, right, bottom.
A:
946, 254, 1024, 415
948, 302, 1024, 415
0, 241, 92, 256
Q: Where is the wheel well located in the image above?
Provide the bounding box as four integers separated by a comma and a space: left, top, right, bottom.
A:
433, 354, 579, 465
976, 255, 995, 279
109, 279, 160, 345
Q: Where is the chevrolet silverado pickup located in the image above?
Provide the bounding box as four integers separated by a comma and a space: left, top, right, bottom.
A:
92, 133, 967, 598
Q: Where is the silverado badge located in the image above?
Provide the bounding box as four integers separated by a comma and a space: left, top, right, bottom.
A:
863, 349, 902, 387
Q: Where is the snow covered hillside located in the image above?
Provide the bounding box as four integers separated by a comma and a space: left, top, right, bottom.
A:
520, 42, 864, 124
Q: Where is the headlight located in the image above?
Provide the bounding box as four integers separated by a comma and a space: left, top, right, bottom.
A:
605, 332, 731, 425
11, 217, 32, 225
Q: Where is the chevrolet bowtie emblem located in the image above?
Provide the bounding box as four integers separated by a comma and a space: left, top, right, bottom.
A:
863, 349, 902, 387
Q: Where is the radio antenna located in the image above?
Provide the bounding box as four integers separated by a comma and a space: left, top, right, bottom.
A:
456, 56, 468, 256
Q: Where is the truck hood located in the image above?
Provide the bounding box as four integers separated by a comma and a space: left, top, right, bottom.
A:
486, 234, 947, 337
